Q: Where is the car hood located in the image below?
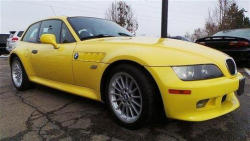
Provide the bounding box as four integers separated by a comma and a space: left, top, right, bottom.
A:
78, 37, 229, 67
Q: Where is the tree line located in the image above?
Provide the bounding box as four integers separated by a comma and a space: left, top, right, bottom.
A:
185, 0, 250, 41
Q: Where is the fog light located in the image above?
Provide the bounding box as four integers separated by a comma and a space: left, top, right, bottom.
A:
196, 99, 209, 108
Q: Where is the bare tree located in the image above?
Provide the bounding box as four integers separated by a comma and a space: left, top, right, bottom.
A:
192, 28, 208, 41
204, 11, 219, 36
105, 1, 139, 35
184, 32, 194, 41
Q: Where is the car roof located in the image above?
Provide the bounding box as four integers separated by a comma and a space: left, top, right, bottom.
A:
33, 16, 108, 24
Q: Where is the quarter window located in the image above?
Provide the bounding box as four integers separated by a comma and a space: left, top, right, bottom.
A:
17, 31, 24, 37
39, 20, 62, 43
60, 23, 75, 43
22, 22, 40, 43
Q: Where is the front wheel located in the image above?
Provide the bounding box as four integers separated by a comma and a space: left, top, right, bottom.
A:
11, 57, 35, 91
106, 64, 162, 129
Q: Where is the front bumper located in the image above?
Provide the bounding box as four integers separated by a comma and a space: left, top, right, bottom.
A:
146, 67, 243, 121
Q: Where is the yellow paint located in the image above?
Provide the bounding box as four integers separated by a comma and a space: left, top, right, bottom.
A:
146, 66, 242, 121
29, 76, 101, 101
9, 16, 242, 121
40, 34, 60, 49
29, 42, 77, 84
75, 52, 106, 62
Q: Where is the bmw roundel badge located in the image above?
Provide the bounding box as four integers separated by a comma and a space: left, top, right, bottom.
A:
74, 53, 79, 59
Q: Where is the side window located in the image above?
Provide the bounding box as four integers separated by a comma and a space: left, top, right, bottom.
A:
17, 31, 24, 37
22, 22, 40, 43
39, 20, 62, 43
60, 23, 75, 43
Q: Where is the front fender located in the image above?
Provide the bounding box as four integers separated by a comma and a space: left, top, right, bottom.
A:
9, 44, 36, 76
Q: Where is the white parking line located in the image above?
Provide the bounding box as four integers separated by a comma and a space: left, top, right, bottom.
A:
243, 68, 250, 76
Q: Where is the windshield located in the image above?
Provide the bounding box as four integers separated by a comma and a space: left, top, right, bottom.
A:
68, 17, 133, 40
213, 29, 250, 38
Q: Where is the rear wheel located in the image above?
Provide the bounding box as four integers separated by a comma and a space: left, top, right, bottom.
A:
11, 57, 35, 91
105, 64, 162, 129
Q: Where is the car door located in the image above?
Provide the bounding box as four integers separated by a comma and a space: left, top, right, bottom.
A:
30, 20, 77, 84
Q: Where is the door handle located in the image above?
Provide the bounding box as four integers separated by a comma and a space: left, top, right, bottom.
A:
32, 50, 38, 54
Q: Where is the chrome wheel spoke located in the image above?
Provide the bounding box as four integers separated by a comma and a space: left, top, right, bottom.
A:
125, 76, 129, 89
120, 76, 126, 88
131, 87, 138, 94
115, 79, 123, 89
112, 85, 121, 92
129, 80, 134, 90
116, 102, 123, 110
113, 98, 121, 102
129, 106, 134, 118
122, 105, 125, 115
132, 100, 141, 108
111, 92, 120, 96
131, 104, 139, 115
126, 105, 129, 119
132, 95, 141, 99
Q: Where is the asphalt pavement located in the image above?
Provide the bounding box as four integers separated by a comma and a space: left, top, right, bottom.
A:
0, 57, 250, 141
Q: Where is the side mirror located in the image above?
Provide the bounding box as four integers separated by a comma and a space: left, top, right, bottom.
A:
40, 34, 60, 49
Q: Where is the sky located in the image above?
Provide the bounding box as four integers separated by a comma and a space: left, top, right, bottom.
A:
0, 0, 249, 37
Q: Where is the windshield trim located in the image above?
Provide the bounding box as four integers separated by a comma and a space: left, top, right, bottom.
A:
81, 34, 115, 41
67, 17, 82, 41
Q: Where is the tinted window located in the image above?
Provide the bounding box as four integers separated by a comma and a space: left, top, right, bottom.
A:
9, 34, 14, 38
68, 17, 133, 40
213, 29, 250, 38
39, 20, 62, 43
23, 22, 40, 43
17, 31, 24, 37
60, 23, 75, 43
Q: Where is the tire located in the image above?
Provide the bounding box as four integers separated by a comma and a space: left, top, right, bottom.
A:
105, 64, 162, 129
11, 57, 35, 91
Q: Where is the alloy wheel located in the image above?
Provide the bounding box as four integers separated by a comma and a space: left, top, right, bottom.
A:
12, 60, 23, 87
108, 72, 142, 123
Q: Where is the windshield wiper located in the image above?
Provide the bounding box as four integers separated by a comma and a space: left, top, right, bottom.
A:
118, 32, 133, 37
81, 34, 114, 41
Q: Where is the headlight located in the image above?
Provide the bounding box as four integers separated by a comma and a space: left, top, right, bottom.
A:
172, 64, 223, 81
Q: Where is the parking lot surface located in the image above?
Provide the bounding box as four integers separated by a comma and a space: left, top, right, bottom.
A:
0, 57, 250, 141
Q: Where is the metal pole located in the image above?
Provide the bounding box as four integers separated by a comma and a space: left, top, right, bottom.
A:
161, 0, 168, 38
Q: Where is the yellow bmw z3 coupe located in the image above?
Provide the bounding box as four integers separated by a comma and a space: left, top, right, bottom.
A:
9, 16, 245, 129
